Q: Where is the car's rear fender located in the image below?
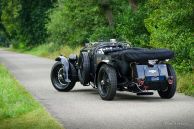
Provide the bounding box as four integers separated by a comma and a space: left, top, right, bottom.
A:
94, 61, 117, 85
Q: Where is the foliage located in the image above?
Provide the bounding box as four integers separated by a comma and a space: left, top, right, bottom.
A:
0, 0, 54, 47
144, 0, 194, 72
177, 73, 194, 96
0, 0, 193, 72
18, 0, 54, 47
47, 0, 108, 45
0, 0, 20, 38
0, 64, 63, 129
113, 0, 150, 46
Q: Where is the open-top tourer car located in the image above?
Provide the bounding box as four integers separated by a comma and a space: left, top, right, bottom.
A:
51, 39, 176, 100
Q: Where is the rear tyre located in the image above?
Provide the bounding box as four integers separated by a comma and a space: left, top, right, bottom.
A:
158, 64, 176, 99
97, 64, 117, 100
51, 62, 77, 92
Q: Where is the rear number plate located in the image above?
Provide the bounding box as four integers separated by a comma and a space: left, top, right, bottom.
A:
151, 77, 159, 81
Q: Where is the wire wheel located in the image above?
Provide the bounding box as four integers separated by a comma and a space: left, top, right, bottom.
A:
98, 71, 110, 96
97, 64, 117, 100
51, 62, 76, 92
57, 68, 69, 86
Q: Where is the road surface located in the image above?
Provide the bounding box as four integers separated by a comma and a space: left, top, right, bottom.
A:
0, 49, 194, 129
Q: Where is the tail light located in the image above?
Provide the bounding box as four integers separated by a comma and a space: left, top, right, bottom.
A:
168, 76, 173, 85
138, 79, 145, 85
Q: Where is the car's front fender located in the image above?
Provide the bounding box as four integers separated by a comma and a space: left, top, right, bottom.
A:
55, 56, 71, 82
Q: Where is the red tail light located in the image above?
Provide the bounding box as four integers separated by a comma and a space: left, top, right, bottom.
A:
138, 79, 145, 85
168, 76, 173, 85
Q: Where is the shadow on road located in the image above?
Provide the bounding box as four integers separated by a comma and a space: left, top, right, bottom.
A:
71, 88, 167, 102
115, 92, 162, 102
71, 88, 97, 93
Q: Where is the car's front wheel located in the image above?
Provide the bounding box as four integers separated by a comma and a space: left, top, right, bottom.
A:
97, 64, 117, 100
51, 62, 77, 92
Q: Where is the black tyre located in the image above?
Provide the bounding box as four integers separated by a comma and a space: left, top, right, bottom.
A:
158, 64, 176, 99
78, 52, 90, 85
97, 64, 117, 100
51, 61, 77, 92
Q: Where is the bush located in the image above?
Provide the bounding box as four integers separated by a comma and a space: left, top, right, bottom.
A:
1, 0, 193, 72
47, 0, 107, 46
144, 0, 194, 72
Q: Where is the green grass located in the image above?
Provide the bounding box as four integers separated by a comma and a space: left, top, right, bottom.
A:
0, 64, 63, 129
11, 43, 81, 59
177, 72, 194, 96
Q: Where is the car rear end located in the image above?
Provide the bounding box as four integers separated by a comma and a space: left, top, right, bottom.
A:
133, 64, 172, 91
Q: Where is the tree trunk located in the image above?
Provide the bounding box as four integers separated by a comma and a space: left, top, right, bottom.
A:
0, 0, 2, 22
129, 0, 138, 12
99, 0, 114, 28
104, 8, 114, 27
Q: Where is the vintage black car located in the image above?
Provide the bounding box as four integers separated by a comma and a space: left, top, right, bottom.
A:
51, 39, 176, 100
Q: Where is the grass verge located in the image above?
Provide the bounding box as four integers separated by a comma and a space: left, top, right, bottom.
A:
177, 73, 194, 96
0, 64, 63, 129
11, 43, 81, 59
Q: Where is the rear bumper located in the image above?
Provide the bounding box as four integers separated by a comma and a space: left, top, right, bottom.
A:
143, 81, 168, 90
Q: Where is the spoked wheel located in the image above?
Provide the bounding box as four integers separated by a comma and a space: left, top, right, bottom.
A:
51, 62, 77, 92
97, 64, 117, 100
158, 64, 176, 99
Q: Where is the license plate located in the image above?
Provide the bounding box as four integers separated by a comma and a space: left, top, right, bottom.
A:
151, 77, 159, 81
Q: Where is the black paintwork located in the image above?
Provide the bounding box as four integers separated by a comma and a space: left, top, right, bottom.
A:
77, 42, 174, 92
51, 41, 177, 100
53, 41, 176, 94
80, 42, 130, 76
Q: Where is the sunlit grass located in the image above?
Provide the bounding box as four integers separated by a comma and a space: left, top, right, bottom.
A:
177, 72, 194, 97
11, 43, 81, 59
0, 64, 63, 129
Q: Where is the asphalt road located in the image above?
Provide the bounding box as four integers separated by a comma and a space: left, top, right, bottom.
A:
0, 49, 194, 129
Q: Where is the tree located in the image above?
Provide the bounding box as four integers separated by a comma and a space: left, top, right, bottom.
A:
19, 0, 54, 46
98, 0, 114, 27
0, 0, 10, 40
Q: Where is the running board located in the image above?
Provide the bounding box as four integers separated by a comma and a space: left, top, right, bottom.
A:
137, 92, 154, 96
